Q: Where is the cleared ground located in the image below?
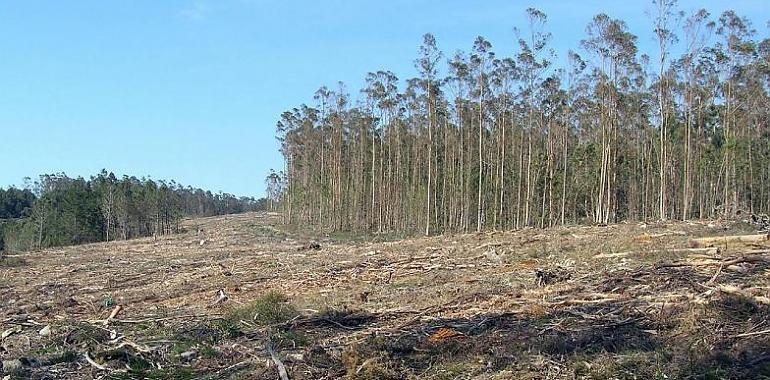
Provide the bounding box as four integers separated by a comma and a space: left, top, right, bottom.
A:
1, 212, 770, 379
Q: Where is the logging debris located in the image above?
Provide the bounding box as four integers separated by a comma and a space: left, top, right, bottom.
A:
688, 233, 770, 248
1, 212, 769, 379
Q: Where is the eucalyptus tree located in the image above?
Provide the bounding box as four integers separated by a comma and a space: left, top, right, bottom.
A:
331, 83, 349, 229
2, 172, 256, 252
677, 9, 713, 220
397, 78, 419, 230
489, 57, 517, 228
652, 0, 681, 220
446, 51, 472, 231
265, 170, 283, 211
536, 73, 564, 226
276, 105, 321, 224
361, 70, 402, 231
374, 71, 400, 230
276, 109, 299, 223
314, 86, 333, 226
363, 73, 382, 230
715, 11, 755, 216
415, 34, 443, 235
686, 41, 722, 217
470, 37, 494, 231
582, 14, 639, 224
514, 7, 552, 227
561, 51, 587, 224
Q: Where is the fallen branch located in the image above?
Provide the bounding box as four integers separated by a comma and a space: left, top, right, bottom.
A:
324, 316, 364, 330
92, 313, 221, 324
706, 264, 723, 285
1, 325, 22, 340
734, 328, 770, 338
267, 343, 289, 380
113, 341, 153, 353
355, 358, 377, 374
720, 255, 770, 266
103, 305, 123, 326
216, 359, 253, 377
83, 352, 108, 371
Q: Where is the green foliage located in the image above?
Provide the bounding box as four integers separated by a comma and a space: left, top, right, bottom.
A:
35, 176, 102, 247
281, 329, 309, 347
0, 219, 36, 252
210, 317, 242, 339
170, 339, 219, 359
102, 295, 115, 308
225, 291, 298, 326
46, 350, 79, 365
0, 187, 35, 219
0, 170, 260, 252
199, 344, 219, 359
251, 225, 286, 239
341, 345, 402, 380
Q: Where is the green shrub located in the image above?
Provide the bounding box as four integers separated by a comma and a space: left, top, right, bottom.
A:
226, 291, 298, 326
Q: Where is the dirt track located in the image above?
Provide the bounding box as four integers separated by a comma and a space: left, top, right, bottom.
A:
1, 212, 770, 379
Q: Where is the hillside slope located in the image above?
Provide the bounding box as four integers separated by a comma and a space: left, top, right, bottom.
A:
1, 212, 770, 379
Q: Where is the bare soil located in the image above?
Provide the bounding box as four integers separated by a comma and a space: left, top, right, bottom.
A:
2, 212, 770, 379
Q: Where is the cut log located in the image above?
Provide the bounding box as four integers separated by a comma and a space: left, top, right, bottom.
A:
688, 234, 770, 248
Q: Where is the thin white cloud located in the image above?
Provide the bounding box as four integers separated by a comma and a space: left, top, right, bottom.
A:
180, 1, 210, 22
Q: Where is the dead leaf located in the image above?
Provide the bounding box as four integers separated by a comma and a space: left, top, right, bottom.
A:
428, 327, 464, 343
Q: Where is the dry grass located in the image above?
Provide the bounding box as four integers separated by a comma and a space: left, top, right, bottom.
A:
1, 212, 770, 379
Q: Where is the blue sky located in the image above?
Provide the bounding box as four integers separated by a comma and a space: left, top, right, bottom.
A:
0, 1, 766, 197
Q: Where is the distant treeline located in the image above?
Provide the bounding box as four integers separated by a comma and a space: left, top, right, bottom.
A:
0, 170, 265, 252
